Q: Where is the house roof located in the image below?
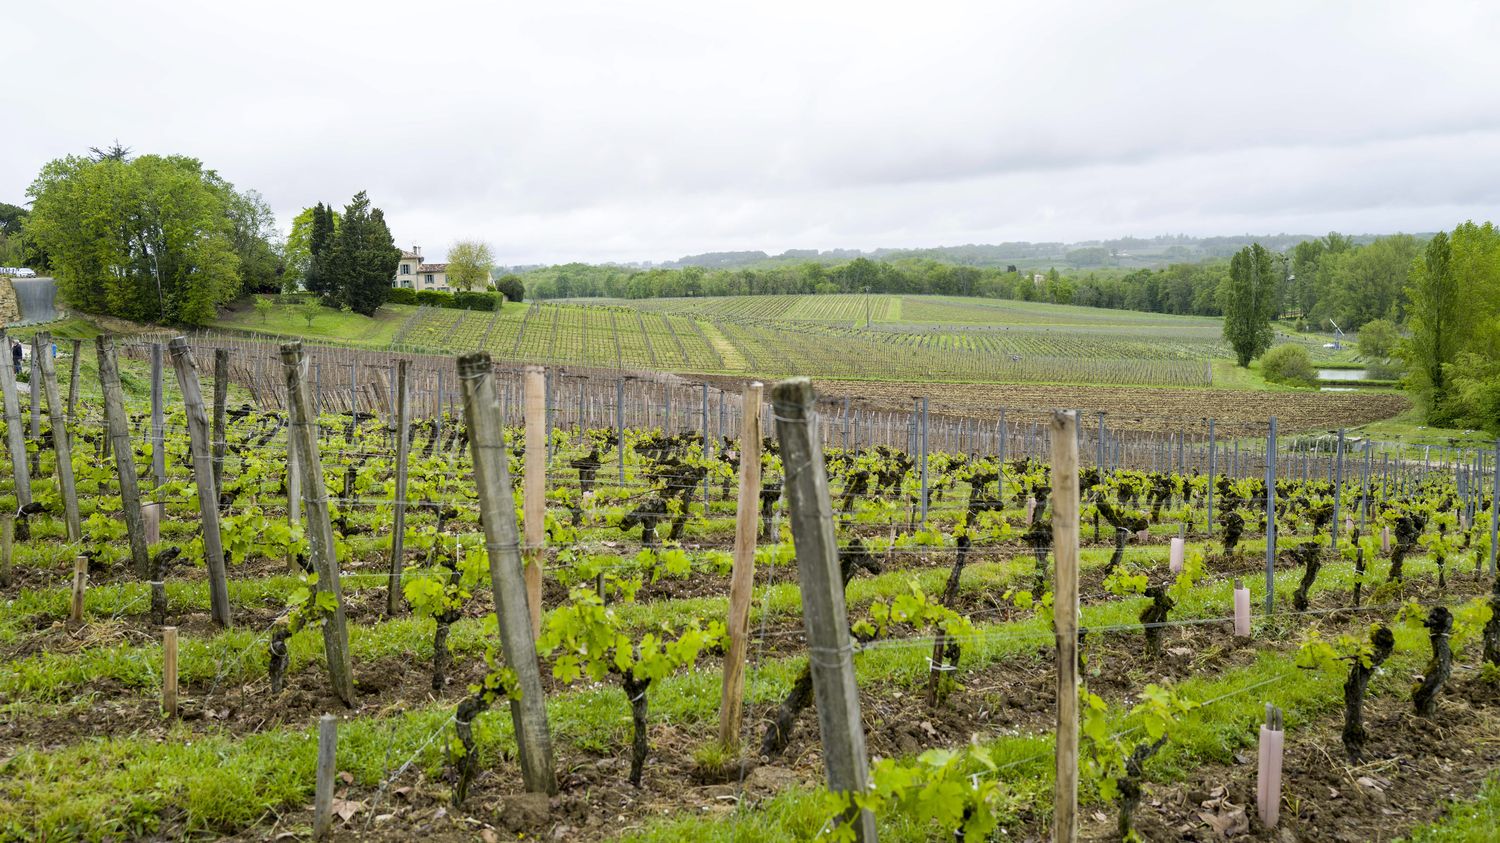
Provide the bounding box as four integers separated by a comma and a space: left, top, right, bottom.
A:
418, 263, 447, 273
400, 250, 421, 260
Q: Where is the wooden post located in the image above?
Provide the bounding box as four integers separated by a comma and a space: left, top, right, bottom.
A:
1049, 410, 1080, 843
66, 338, 82, 425
374, 365, 393, 423
1265, 417, 1278, 615
162, 626, 179, 717
770, 377, 875, 842
38, 334, 83, 542
212, 349, 230, 497
1331, 428, 1345, 549
718, 381, 762, 749
281, 342, 355, 706
313, 714, 338, 840
28, 335, 40, 478
0, 331, 33, 511
97, 337, 152, 579
459, 352, 558, 795
286, 413, 302, 528
151, 343, 166, 487
168, 338, 233, 628
387, 360, 411, 616
0, 514, 11, 587
70, 555, 87, 625
523, 365, 546, 637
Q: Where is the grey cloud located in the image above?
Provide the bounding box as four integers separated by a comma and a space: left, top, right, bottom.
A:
3, 0, 1499, 265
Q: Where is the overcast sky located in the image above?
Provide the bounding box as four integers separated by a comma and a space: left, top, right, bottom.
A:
4, 1, 1499, 265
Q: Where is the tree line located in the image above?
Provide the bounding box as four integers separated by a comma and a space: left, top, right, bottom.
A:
17, 146, 399, 324
1218, 223, 1499, 432
22, 148, 281, 324
518, 234, 1422, 333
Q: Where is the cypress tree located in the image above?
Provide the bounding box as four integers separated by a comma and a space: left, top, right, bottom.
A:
305, 202, 338, 301
1221, 243, 1278, 367
329, 191, 399, 316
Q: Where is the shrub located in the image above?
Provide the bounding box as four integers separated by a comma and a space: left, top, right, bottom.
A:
496, 275, 525, 303
386, 287, 417, 305
1260, 344, 1317, 387
414, 290, 453, 308
452, 291, 500, 311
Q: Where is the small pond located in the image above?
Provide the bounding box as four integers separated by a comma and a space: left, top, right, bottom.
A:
1317, 368, 1370, 382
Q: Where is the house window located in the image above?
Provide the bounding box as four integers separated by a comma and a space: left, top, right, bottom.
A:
401, 264, 411, 275
425, 273, 434, 284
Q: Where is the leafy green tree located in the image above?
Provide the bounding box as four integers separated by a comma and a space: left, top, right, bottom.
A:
1319, 234, 1418, 329
225, 189, 282, 295
326, 192, 399, 316
1410, 222, 1500, 430
1288, 232, 1353, 321
1357, 318, 1399, 359
1404, 232, 1463, 419
1220, 243, 1278, 366
24, 152, 257, 325
444, 240, 493, 292
0, 202, 25, 235
495, 274, 525, 303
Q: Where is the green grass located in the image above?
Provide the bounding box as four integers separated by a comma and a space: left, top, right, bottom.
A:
212, 296, 415, 347
1211, 359, 1303, 392
1352, 407, 1498, 448
1401, 777, 1500, 842
613, 610, 1466, 842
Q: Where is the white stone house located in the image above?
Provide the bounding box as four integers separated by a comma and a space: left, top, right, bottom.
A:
394, 246, 449, 291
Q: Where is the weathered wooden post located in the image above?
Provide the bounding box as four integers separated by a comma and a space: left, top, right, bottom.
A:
69, 555, 88, 625
66, 338, 82, 425
168, 338, 233, 628
281, 342, 355, 706
387, 359, 411, 617
771, 377, 875, 842
28, 335, 41, 478
718, 382, 762, 750
1050, 410, 1080, 843
1490, 439, 1499, 576
97, 337, 151, 579
212, 348, 230, 497
151, 342, 166, 487
523, 364, 546, 637
459, 352, 558, 795
286, 416, 302, 531
313, 714, 338, 840
162, 626, 179, 717
1265, 416, 1278, 615
1331, 428, 1345, 548
0, 515, 12, 587
0, 331, 33, 515
37, 333, 83, 542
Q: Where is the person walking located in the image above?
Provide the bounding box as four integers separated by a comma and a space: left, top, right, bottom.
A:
10, 339, 20, 376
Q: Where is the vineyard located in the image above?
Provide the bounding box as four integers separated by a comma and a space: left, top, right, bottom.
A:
1, 330, 1497, 842
363, 294, 1337, 387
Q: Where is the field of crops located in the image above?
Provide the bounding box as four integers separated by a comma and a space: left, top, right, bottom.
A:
380, 295, 1278, 388
1, 333, 1498, 842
